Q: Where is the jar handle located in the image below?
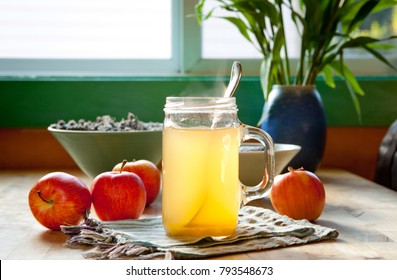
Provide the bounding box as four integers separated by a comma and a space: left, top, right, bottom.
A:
240, 124, 275, 205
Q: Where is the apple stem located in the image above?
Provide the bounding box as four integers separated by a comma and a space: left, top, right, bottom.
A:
37, 190, 53, 204
120, 159, 128, 173
288, 166, 305, 172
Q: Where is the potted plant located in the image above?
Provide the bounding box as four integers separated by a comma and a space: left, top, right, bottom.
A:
196, 0, 396, 171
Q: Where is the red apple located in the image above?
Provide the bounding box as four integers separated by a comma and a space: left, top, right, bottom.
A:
28, 172, 92, 231
91, 161, 146, 221
113, 159, 160, 206
269, 167, 325, 221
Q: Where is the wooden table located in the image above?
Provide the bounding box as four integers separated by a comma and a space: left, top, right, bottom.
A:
1, 168, 397, 260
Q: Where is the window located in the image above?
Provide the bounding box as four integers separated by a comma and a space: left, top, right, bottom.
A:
0, 0, 171, 59
197, 0, 397, 76
0, 0, 396, 76
0, 0, 177, 75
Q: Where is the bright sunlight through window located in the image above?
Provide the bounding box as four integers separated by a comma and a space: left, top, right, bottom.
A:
0, 0, 172, 59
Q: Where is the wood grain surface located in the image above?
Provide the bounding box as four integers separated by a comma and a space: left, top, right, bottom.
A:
1, 169, 397, 260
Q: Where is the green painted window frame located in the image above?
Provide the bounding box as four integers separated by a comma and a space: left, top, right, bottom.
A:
1, 76, 396, 128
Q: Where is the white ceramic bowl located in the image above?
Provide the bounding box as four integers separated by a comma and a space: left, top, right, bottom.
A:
49, 127, 162, 178
239, 143, 301, 186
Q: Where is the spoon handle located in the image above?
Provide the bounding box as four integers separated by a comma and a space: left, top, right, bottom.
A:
224, 61, 242, 98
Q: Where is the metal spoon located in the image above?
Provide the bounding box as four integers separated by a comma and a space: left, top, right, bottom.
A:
224, 61, 242, 98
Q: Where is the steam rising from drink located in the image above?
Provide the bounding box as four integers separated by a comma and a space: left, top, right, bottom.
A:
179, 62, 233, 97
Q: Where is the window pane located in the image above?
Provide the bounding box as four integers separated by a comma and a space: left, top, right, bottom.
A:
201, 0, 301, 59
0, 0, 172, 59
201, 0, 261, 59
202, 19, 262, 59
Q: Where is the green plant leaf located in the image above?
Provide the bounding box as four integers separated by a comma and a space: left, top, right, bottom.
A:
329, 59, 363, 123
330, 60, 365, 96
272, 30, 284, 56
195, 0, 206, 24
218, 1, 279, 56
221, 16, 253, 43
325, 42, 341, 55
363, 45, 397, 70
372, 0, 397, 13
345, 81, 363, 124
301, 0, 324, 39
195, 0, 220, 25
340, 36, 380, 49
343, 66, 365, 96
260, 57, 272, 100
271, 27, 286, 83
320, 52, 340, 71
368, 43, 396, 50
340, 0, 365, 25
346, 0, 379, 34
289, 9, 305, 37
322, 65, 336, 88
248, 0, 280, 23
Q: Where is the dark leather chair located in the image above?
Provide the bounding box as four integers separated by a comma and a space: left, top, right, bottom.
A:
374, 119, 397, 191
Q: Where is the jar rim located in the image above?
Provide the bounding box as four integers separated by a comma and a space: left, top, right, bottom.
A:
164, 96, 237, 112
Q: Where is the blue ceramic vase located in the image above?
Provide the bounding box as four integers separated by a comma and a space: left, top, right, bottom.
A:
260, 85, 326, 172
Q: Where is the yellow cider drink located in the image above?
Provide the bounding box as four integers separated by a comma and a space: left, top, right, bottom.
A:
162, 97, 275, 238
162, 126, 242, 237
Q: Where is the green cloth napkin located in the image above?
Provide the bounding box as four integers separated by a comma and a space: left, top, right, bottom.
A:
61, 206, 338, 260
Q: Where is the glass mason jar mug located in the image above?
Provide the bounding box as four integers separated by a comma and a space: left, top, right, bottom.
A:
162, 97, 275, 237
